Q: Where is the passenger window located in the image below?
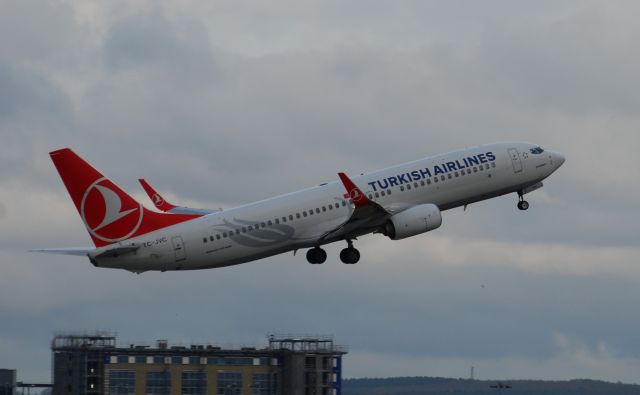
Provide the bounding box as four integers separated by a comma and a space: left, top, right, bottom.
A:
414, 182, 418, 188
406, 184, 411, 190
209, 236, 214, 241
309, 210, 314, 215
203, 237, 207, 243
420, 180, 425, 186
241, 227, 247, 233
400, 186, 405, 191
282, 216, 287, 222
322, 206, 326, 212
434, 177, 438, 183
342, 201, 346, 207
289, 215, 294, 220
303, 212, 307, 217
485, 164, 490, 169
235, 230, 240, 235
454, 171, 459, 177
387, 189, 391, 195
315, 208, 320, 214
441, 175, 445, 181
223, 232, 227, 238
328, 204, 333, 210
268, 220, 273, 225
447, 174, 452, 179
381, 190, 386, 196
296, 213, 301, 219
368, 194, 373, 199
473, 167, 477, 173
479, 165, 483, 171
491, 162, 496, 168
275, 219, 279, 224
248, 226, 253, 231
375, 192, 380, 198
427, 179, 431, 184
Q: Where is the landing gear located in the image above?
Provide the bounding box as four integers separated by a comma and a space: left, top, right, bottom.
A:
517, 191, 529, 211
306, 247, 327, 264
340, 239, 360, 264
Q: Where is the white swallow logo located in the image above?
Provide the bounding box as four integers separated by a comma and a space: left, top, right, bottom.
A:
81, 178, 143, 243
152, 193, 164, 206
350, 188, 363, 202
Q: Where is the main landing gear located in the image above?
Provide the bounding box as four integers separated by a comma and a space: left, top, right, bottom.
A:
305, 239, 360, 264
517, 191, 530, 211
340, 239, 360, 264
306, 247, 327, 264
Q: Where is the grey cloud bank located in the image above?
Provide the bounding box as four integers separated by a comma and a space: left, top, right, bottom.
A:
1, 0, 639, 384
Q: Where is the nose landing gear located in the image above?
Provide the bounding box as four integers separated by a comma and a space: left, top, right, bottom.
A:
517, 191, 529, 211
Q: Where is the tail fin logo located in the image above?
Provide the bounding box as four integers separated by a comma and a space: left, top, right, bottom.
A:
81, 177, 143, 243
350, 188, 363, 202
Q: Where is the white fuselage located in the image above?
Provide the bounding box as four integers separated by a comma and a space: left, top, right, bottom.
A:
90, 142, 564, 272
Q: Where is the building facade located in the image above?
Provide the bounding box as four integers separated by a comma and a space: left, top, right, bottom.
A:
0, 370, 16, 395
52, 333, 346, 395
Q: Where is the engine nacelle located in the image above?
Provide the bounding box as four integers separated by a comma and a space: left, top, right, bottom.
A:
383, 204, 442, 240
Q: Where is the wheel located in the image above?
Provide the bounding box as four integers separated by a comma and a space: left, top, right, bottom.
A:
306, 247, 326, 264
340, 247, 360, 264
517, 200, 529, 211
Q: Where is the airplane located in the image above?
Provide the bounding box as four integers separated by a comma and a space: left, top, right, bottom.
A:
33, 142, 565, 273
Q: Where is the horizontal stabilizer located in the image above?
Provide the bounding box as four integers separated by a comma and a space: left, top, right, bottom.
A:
30, 247, 93, 256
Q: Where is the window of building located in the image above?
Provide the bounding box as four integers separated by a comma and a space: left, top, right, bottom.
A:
217, 371, 242, 395
189, 356, 201, 364
146, 371, 170, 395
153, 356, 165, 364
182, 371, 206, 395
135, 356, 146, 364
109, 370, 135, 395
251, 373, 274, 395
171, 356, 182, 364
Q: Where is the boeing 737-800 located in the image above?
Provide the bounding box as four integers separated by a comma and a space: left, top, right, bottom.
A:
34, 142, 564, 273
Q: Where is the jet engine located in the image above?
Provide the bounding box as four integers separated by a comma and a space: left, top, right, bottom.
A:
383, 203, 442, 240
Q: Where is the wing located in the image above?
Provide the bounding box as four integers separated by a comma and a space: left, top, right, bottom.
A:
319, 172, 391, 242
138, 179, 220, 216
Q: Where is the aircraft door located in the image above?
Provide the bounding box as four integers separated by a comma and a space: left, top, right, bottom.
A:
171, 236, 187, 263
508, 148, 523, 173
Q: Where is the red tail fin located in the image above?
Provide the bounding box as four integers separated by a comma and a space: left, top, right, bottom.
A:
50, 148, 199, 247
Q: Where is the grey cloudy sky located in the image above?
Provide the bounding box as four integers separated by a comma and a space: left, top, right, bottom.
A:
1, 0, 640, 384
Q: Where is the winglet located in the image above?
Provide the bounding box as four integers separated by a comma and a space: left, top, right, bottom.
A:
138, 179, 177, 212
338, 172, 372, 208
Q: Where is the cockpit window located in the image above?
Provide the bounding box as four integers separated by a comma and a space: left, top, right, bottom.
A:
530, 146, 544, 154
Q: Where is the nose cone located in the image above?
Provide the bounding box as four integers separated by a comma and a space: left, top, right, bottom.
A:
549, 151, 565, 169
